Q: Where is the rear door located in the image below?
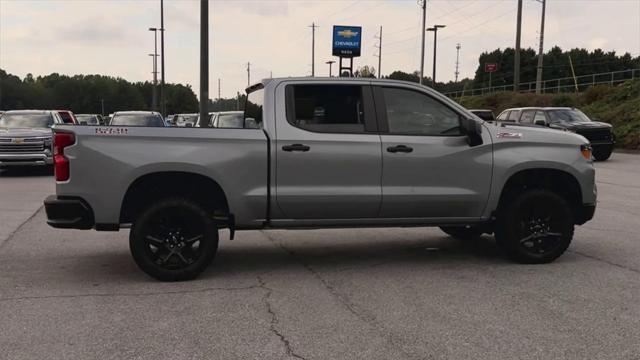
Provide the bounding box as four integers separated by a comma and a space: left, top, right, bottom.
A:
375, 85, 493, 219
274, 82, 382, 219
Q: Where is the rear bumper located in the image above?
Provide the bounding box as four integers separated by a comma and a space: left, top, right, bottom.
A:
575, 203, 596, 225
0, 153, 53, 167
44, 195, 95, 229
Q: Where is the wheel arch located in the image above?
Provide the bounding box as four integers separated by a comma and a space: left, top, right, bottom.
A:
120, 171, 230, 225
495, 168, 583, 221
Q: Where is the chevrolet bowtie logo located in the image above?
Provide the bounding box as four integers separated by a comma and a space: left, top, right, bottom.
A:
11, 138, 25, 144
337, 29, 359, 38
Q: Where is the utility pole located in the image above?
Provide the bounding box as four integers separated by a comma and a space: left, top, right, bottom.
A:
374, 26, 383, 78
148, 28, 159, 111
426, 24, 445, 86
325, 61, 335, 77
419, 0, 427, 85
454, 43, 461, 82
160, 0, 166, 116
246, 62, 251, 86
309, 22, 318, 77
218, 78, 221, 100
199, 0, 209, 127
535, 0, 546, 94
514, 0, 523, 92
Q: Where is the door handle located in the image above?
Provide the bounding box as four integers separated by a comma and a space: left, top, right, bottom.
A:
282, 144, 310, 152
387, 145, 413, 153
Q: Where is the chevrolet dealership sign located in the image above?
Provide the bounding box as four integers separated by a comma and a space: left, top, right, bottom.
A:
332, 25, 362, 57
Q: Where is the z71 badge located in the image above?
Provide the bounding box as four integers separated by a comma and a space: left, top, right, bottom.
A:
95, 127, 129, 135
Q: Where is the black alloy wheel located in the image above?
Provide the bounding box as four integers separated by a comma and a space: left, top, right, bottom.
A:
130, 198, 218, 281
496, 189, 574, 264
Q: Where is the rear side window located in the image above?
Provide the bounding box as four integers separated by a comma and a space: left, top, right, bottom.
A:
497, 111, 509, 121
520, 110, 536, 124
508, 110, 520, 122
287, 85, 365, 133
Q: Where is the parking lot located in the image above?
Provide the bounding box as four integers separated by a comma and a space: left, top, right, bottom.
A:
0, 153, 638, 360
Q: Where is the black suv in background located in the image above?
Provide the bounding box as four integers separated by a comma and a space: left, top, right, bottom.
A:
497, 107, 615, 161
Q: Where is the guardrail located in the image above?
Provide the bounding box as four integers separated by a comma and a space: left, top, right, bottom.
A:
443, 68, 640, 98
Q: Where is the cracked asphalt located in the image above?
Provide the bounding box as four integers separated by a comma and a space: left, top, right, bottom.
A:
1, 153, 639, 360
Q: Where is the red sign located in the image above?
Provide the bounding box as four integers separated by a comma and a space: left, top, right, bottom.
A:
485, 63, 497, 73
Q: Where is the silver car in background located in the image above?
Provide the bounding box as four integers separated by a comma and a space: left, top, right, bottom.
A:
0, 110, 62, 167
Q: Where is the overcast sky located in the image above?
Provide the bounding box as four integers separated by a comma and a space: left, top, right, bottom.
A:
1, 0, 639, 99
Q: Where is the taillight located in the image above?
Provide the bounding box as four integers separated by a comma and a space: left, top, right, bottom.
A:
54, 131, 75, 181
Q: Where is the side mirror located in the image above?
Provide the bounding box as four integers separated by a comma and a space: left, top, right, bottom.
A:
461, 117, 483, 147
185, 123, 193, 127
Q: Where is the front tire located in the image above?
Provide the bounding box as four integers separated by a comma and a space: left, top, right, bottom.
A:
495, 189, 574, 264
129, 197, 219, 281
592, 145, 613, 161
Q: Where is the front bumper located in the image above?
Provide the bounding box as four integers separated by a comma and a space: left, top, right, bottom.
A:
0, 153, 53, 167
575, 203, 596, 225
44, 195, 95, 229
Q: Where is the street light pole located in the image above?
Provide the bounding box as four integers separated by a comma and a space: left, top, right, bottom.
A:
199, 0, 209, 127
514, 0, 523, 92
418, 0, 427, 85
325, 61, 335, 77
160, 0, 166, 117
535, 0, 546, 94
426, 24, 445, 86
148, 27, 159, 111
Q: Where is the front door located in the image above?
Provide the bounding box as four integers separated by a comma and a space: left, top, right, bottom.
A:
275, 83, 382, 220
375, 85, 493, 219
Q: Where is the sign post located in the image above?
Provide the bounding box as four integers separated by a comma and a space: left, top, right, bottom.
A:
484, 63, 497, 91
332, 25, 362, 77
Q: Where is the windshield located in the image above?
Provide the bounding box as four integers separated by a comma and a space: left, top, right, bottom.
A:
76, 115, 99, 125
110, 114, 165, 127
0, 113, 54, 128
547, 109, 591, 123
216, 113, 244, 128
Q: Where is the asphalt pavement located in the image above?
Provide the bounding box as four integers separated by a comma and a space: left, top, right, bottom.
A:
0, 153, 639, 360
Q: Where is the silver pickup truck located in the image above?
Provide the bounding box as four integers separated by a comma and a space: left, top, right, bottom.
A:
44, 78, 597, 281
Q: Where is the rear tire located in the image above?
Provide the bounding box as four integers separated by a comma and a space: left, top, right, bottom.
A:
495, 189, 574, 264
129, 197, 218, 281
440, 226, 482, 241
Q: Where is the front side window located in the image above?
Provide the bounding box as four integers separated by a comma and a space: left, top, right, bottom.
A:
519, 110, 536, 124
382, 87, 462, 136
508, 110, 520, 122
289, 85, 364, 133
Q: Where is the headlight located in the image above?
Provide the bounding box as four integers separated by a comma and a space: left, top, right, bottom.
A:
580, 144, 592, 160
